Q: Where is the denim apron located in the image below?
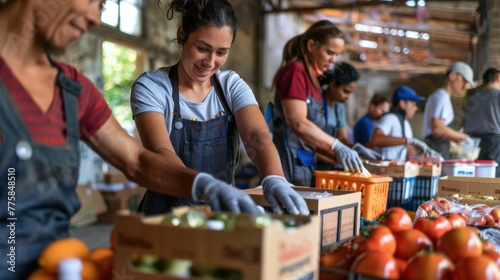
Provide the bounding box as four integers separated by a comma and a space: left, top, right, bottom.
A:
316, 96, 339, 171
0, 62, 81, 280
140, 64, 239, 215
273, 93, 326, 187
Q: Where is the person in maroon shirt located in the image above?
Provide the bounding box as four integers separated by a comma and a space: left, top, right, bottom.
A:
0, 1, 260, 278
270, 20, 368, 187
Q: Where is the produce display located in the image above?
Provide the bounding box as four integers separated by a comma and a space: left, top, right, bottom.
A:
319, 207, 500, 280
416, 197, 500, 228
125, 210, 303, 278
28, 237, 114, 280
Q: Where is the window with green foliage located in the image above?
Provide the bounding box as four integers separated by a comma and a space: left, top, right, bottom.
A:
102, 41, 138, 124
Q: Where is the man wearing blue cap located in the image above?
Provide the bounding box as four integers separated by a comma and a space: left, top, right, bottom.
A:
423, 61, 475, 159
371, 86, 430, 160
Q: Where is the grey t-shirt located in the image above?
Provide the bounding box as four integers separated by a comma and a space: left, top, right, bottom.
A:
131, 67, 258, 133
464, 88, 500, 134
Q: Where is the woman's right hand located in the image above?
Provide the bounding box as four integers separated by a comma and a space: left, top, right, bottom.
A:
331, 140, 364, 173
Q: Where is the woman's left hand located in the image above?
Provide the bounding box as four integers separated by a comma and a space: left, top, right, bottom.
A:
261, 175, 309, 215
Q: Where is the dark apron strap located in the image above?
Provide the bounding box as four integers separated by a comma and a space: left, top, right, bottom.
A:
48, 56, 82, 146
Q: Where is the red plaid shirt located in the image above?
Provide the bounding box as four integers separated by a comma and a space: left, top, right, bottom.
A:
0, 56, 112, 145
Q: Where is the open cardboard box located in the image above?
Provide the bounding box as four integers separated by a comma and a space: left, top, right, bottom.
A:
113, 207, 320, 280
97, 186, 146, 223
438, 176, 500, 207
70, 183, 107, 228
418, 164, 442, 177
244, 187, 361, 252
364, 161, 419, 177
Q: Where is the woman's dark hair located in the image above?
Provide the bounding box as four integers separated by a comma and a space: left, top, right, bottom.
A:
272, 20, 345, 90
370, 94, 389, 106
320, 62, 360, 87
482, 67, 500, 84
159, 0, 238, 45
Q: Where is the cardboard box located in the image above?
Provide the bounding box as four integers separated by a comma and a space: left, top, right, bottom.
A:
104, 170, 129, 184
97, 186, 146, 223
113, 209, 320, 280
364, 161, 419, 177
70, 183, 108, 228
419, 164, 442, 177
437, 176, 500, 197
244, 187, 361, 251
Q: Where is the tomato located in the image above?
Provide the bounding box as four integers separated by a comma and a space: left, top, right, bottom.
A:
484, 213, 495, 224
378, 207, 413, 234
404, 252, 455, 280
453, 256, 500, 280
438, 199, 452, 212
468, 216, 487, 226
413, 216, 453, 245
394, 229, 433, 261
486, 221, 499, 227
385, 206, 409, 216
436, 227, 483, 263
353, 225, 396, 256
483, 250, 500, 267
481, 239, 497, 253
319, 245, 356, 280
441, 213, 467, 229
420, 202, 433, 214
350, 250, 399, 280
490, 208, 500, 221
394, 258, 407, 277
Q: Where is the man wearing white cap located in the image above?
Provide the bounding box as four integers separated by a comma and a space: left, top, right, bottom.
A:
423, 62, 475, 159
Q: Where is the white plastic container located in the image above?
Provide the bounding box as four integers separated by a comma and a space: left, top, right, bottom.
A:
441, 160, 475, 177
474, 160, 498, 178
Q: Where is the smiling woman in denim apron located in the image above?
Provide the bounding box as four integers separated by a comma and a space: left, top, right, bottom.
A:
131, 0, 309, 217
270, 21, 365, 187
0, 1, 263, 278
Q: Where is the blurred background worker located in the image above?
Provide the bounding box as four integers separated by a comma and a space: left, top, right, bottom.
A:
271, 20, 367, 187
423, 62, 475, 159
353, 94, 390, 148
465, 67, 500, 177
371, 86, 430, 161
316, 62, 382, 171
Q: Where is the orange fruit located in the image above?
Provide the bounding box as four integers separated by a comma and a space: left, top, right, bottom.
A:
81, 259, 100, 280
87, 247, 114, 280
27, 268, 56, 280
38, 237, 89, 274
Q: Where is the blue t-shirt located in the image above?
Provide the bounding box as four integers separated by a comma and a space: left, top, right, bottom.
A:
353, 114, 373, 145
326, 102, 347, 130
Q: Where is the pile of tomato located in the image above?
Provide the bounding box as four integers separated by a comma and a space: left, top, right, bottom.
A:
319, 207, 500, 280
418, 197, 500, 228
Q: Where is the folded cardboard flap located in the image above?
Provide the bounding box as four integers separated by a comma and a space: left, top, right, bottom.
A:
70, 183, 107, 228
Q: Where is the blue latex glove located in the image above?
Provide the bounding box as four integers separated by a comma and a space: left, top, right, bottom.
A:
331, 140, 363, 173
192, 173, 260, 214
261, 175, 309, 215
353, 143, 382, 160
